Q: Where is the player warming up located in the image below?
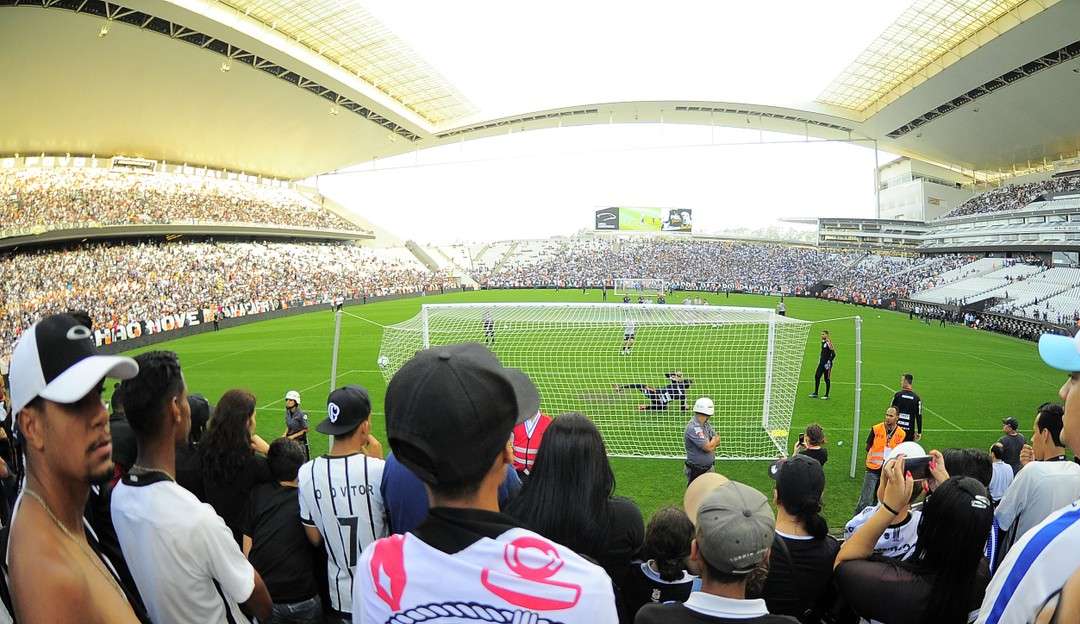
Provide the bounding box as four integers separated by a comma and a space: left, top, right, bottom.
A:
482, 310, 495, 346
622, 318, 636, 354
614, 372, 693, 411
809, 330, 836, 400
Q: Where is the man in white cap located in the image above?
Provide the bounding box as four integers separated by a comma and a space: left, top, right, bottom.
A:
684, 397, 720, 486
283, 390, 309, 459
5, 313, 144, 623
637, 473, 794, 623
976, 331, 1080, 623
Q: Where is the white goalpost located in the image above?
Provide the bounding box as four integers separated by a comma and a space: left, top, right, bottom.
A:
375, 303, 811, 459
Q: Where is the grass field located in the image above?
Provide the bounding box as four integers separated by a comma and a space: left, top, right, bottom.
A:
117, 289, 1067, 529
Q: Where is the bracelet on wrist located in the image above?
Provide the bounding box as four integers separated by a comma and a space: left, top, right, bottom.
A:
881, 501, 900, 515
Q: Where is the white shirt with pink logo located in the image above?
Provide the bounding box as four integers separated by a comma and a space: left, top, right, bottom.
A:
353, 527, 618, 624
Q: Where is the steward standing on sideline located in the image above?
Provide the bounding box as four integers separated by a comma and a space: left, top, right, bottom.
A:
684, 397, 720, 485
283, 390, 309, 459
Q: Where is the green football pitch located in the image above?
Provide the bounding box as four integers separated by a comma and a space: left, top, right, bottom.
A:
116, 289, 1066, 528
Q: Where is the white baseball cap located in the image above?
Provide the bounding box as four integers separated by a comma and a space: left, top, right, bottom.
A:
10, 314, 138, 416
694, 397, 715, 416
285, 390, 301, 403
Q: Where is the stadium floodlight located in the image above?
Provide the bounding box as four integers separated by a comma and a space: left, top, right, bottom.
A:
375, 303, 811, 460
614, 278, 666, 300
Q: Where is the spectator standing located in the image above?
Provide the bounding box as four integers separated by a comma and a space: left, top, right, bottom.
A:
988, 443, 1014, 504
636, 473, 795, 624
793, 423, 827, 467
978, 332, 1080, 622
891, 374, 922, 442
621, 507, 697, 619
6, 314, 144, 623
997, 417, 1026, 475
761, 454, 839, 620
684, 397, 720, 485
353, 343, 618, 624
243, 438, 322, 624
506, 412, 644, 613
381, 450, 521, 535
844, 442, 927, 561
282, 390, 310, 459
198, 389, 273, 545
835, 459, 994, 624
175, 393, 210, 500
112, 351, 271, 623
994, 403, 1080, 552
853, 406, 905, 513
108, 384, 137, 478
510, 409, 552, 481
298, 385, 387, 624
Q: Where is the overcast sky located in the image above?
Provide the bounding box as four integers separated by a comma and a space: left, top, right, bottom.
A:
317, 124, 899, 244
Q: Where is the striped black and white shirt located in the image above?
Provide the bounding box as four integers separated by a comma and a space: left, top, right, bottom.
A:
298, 452, 387, 616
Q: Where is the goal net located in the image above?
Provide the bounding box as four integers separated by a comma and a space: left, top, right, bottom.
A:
376, 303, 810, 459
614, 278, 665, 298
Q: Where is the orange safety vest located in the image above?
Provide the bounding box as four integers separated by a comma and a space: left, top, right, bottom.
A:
512, 412, 552, 474
866, 423, 906, 470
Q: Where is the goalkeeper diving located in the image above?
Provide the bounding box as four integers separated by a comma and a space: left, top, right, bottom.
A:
614, 371, 693, 411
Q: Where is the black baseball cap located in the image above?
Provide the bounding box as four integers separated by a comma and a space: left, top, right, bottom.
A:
768, 454, 826, 501
187, 394, 211, 431
317, 386, 372, 436
1002, 417, 1020, 430
386, 343, 540, 487
9, 314, 138, 416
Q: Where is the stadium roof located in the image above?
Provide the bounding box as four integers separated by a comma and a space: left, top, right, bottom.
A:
2, 0, 1078, 180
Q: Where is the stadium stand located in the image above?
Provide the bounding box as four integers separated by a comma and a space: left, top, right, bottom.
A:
0, 240, 454, 371
0, 167, 366, 233
940, 174, 1080, 219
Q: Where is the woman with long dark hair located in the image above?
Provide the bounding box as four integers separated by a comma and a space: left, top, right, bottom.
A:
760, 454, 839, 619
835, 452, 994, 624
505, 413, 644, 609
199, 389, 272, 545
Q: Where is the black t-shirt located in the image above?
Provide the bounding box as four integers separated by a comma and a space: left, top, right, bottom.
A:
997, 433, 1026, 475
620, 561, 695, 620
201, 451, 273, 545
891, 390, 922, 436
818, 340, 835, 365
797, 447, 828, 467
599, 496, 646, 572
759, 532, 839, 619
175, 443, 204, 501
109, 412, 138, 473
243, 483, 318, 604
636, 603, 797, 624
834, 556, 990, 624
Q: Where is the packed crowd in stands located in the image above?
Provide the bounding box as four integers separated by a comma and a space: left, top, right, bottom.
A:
475, 238, 861, 294
0, 167, 365, 232
941, 174, 1080, 219
0, 240, 455, 371
820, 254, 973, 305
3, 311, 1080, 624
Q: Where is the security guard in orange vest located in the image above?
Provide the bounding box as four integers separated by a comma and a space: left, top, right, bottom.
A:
853, 406, 906, 514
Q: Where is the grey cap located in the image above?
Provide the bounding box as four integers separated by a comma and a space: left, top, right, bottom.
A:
685, 477, 774, 575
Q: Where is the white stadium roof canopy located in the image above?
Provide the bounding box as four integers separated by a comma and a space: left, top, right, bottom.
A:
1, 0, 1078, 180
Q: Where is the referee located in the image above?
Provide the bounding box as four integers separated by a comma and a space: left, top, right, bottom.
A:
891, 373, 922, 441
809, 330, 835, 400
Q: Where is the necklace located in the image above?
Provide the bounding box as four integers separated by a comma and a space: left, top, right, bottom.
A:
21, 488, 129, 602
129, 464, 175, 482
